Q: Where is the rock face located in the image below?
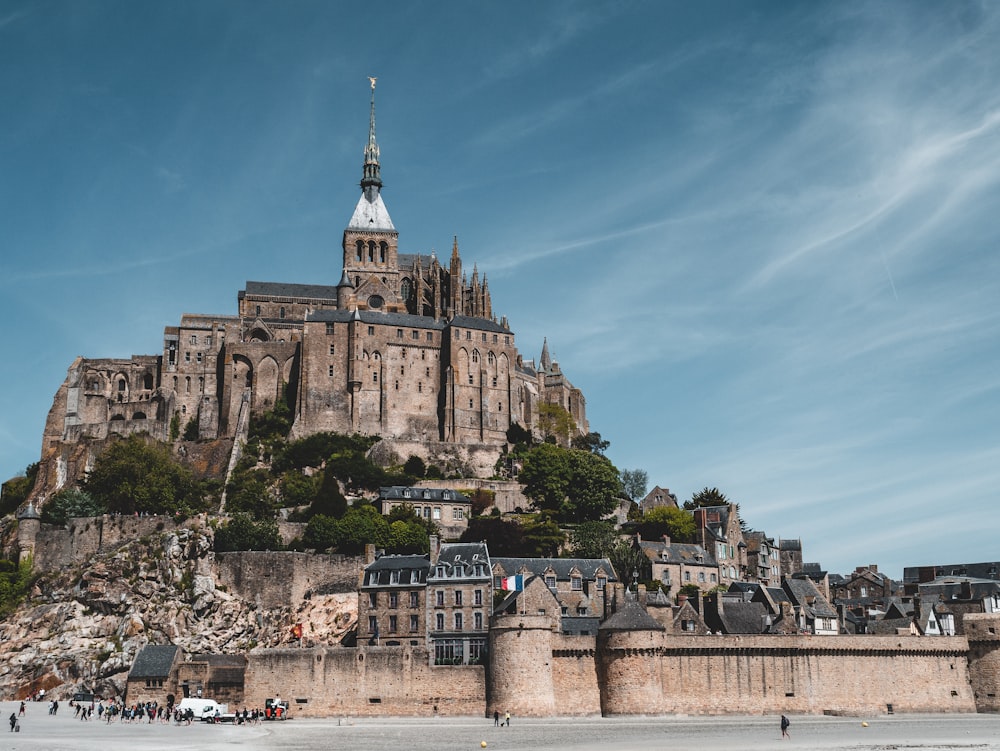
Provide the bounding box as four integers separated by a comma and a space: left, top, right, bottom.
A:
0, 526, 356, 700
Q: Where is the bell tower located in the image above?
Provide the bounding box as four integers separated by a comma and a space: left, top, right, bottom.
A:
341, 77, 402, 311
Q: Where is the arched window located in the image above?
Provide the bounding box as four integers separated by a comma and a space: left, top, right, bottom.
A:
356, 240, 363, 262
143, 374, 154, 390
400, 277, 413, 304
279, 307, 285, 319
185, 377, 191, 393
118, 378, 126, 392
368, 241, 376, 262
379, 241, 387, 263
472, 350, 480, 363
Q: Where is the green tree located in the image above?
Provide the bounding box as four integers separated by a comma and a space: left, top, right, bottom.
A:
311, 465, 349, 518
183, 416, 200, 441
608, 539, 649, 585
388, 519, 430, 554
571, 431, 610, 455
569, 520, 617, 559
459, 517, 528, 556
635, 505, 697, 543
224, 469, 277, 519
248, 386, 293, 443
403, 455, 426, 479
84, 436, 207, 516
214, 513, 282, 552
334, 504, 391, 555
1, 462, 39, 516
40, 488, 105, 525
169, 412, 181, 441
303, 514, 340, 551
620, 468, 649, 501
683, 487, 730, 510
505, 422, 533, 447
0, 558, 34, 618
565, 450, 622, 522
537, 402, 576, 445
519, 443, 572, 513
279, 471, 320, 508
521, 515, 565, 557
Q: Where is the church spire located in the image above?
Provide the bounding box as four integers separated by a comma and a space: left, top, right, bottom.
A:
540, 338, 552, 371
361, 76, 382, 198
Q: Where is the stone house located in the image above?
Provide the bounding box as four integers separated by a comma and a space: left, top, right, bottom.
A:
744, 531, 780, 586
639, 485, 678, 515
634, 535, 720, 597
377, 486, 471, 540
693, 504, 746, 588
783, 577, 839, 635
358, 552, 430, 647
178, 654, 246, 707
490, 556, 616, 620
126, 644, 180, 705
832, 564, 895, 601
779, 538, 803, 576
427, 541, 492, 665
644, 589, 710, 634
702, 590, 772, 634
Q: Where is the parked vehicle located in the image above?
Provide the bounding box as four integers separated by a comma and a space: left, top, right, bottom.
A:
177, 698, 228, 721
264, 697, 290, 720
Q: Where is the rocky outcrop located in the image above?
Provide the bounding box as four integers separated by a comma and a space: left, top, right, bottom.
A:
0, 526, 356, 700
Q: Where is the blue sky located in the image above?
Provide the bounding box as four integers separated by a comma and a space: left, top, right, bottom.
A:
2, 2, 998, 578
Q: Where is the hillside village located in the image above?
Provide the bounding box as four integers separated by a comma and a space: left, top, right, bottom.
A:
2, 83, 1000, 716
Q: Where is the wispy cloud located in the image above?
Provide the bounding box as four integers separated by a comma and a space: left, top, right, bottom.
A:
0, 9, 29, 31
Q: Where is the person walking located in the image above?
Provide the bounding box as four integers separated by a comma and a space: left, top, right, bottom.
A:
9, 713, 17, 732
494, 709, 499, 726
505, 711, 510, 727
780, 714, 790, 739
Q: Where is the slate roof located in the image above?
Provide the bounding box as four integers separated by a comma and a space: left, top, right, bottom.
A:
362, 554, 430, 587
347, 190, 395, 232
379, 487, 470, 503
432, 542, 490, 575
306, 308, 448, 329
903, 561, 1000, 584
779, 539, 801, 551
718, 600, 770, 634
243, 281, 341, 301
917, 577, 1000, 601
450, 315, 511, 334
637, 540, 717, 567
128, 644, 179, 679
599, 600, 665, 632
784, 578, 837, 618
492, 557, 618, 582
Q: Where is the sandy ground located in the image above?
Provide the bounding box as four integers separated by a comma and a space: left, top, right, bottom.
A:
3, 702, 1000, 751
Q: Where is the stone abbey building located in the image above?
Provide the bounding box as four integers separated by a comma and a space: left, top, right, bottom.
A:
38, 83, 586, 487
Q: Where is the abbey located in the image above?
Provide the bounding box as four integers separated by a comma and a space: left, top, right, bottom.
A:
38, 84, 586, 487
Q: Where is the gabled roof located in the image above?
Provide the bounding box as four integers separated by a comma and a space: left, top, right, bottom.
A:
600, 600, 665, 632
718, 600, 770, 634
783, 577, 837, 618
637, 540, 717, 567
492, 557, 617, 582
128, 644, 179, 680
243, 280, 340, 301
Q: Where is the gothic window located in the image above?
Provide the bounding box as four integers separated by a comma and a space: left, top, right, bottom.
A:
185, 377, 191, 393
400, 277, 413, 303
472, 350, 480, 363
198, 376, 204, 392
172, 377, 178, 390
487, 352, 495, 365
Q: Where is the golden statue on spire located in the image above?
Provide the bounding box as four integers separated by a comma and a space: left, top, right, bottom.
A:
368, 76, 377, 90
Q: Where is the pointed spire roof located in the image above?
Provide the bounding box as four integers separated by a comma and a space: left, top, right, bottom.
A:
540, 337, 552, 371
338, 269, 354, 288
361, 76, 382, 196
348, 78, 395, 232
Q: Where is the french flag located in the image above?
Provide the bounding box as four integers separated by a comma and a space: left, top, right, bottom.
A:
500, 575, 524, 591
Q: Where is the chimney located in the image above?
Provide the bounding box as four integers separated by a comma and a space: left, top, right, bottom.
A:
662, 535, 671, 547
429, 535, 440, 564
364, 544, 376, 565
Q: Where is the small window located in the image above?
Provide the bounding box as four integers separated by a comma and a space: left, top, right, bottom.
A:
474, 612, 483, 630
455, 591, 463, 606
412, 330, 419, 340
427, 332, 433, 342
409, 614, 419, 632
436, 590, 444, 606
326, 323, 335, 335
196, 352, 202, 363
280, 307, 286, 319
433, 507, 441, 520
329, 343, 335, 355
329, 365, 334, 377
368, 593, 377, 607
474, 589, 482, 606
388, 615, 397, 633
571, 576, 582, 591
436, 613, 444, 631
596, 576, 606, 590
397, 329, 403, 338
409, 592, 419, 608
454, 613, 463, 630
389, 592, 398, 607
190, 335, 197, 344
373, 373, 378, 383
255, 305, 261, 316
368, 616, 377, 634
368, 326, 375, 335
545, 575, 556, 590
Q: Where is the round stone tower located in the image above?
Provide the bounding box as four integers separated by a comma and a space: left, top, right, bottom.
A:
487, 612, 556, 717
596, 599, 666, 715
16, 502, 42, 566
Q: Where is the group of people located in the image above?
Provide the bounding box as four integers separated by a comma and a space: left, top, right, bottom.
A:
492, 710, 511, 726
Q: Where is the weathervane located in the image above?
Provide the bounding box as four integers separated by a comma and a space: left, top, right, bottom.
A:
368, 76, 377, 90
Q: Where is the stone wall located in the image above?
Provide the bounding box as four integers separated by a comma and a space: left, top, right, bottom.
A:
965, 612, 1000, 713
214, 551, 364, 609
415, 477, 528, 514
244, 645, 484, 717
597, 631, 976, 716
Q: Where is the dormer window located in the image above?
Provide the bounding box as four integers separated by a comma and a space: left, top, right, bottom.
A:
571, 576, 582, 591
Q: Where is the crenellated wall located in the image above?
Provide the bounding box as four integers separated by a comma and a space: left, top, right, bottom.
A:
965, 612, 1000, 713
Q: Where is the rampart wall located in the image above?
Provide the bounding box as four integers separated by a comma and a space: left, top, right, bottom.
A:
244, 645, 484, 717
598, 632, 976, 716
964, 612, 1000, 713
215, 551, 364, 608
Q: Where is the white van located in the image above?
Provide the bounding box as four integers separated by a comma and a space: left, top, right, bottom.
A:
176, 698, 228, 720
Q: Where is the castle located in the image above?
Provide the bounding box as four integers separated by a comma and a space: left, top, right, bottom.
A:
33, 81, 586, 497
